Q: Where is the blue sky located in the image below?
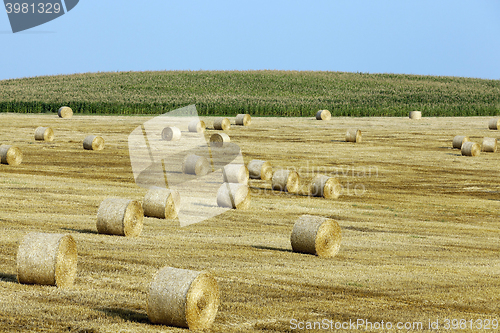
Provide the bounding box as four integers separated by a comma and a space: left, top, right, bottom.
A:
1, 0, 499, 81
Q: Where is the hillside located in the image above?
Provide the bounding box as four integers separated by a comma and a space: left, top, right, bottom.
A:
0, 70, 499, 116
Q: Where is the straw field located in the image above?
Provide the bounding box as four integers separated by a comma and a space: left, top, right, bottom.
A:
0, 113, 499, 332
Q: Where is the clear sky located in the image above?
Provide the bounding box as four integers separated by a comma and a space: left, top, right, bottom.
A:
1, 0, 499, 81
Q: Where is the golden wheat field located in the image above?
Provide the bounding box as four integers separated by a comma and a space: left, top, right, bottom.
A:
0, 113, 499, 333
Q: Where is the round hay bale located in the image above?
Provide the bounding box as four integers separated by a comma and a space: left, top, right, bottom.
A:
488, 118, 500, 130
182, 154, 210, 176
97, 198, 143, 237
290, 215, 342, 258
235, 114, 251, 126
0, 145, 22, 166
310, 175, 341, 199
213, 117, 230, 131
216, 183, 250, 209
83, 135, 104, 151
17, 232, 77, 288
271, 170, 300, 193
209, 133, 230, 147
345, 129, 362, 143
222, 164, 249, 185
57, 106, 73, 119
315, 110, 331, 120
143, 188, 181, 219
161, 127, 181, 141
452, 135, 470, 149
461, 141, 481, 157
34, 127, 54, 142
188, 120, 206, 133
409, 111, 422, 119
247, 159, 273, 180
482, 137, 497, 153
147, 266, 220, 330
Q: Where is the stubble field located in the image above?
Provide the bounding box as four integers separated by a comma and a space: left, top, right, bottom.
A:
0, 113, 499, 332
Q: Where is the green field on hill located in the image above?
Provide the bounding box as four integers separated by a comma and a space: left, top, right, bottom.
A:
1, 70, 499, 116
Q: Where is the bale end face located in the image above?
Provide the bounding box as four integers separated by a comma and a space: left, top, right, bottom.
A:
0, 145, 23, 166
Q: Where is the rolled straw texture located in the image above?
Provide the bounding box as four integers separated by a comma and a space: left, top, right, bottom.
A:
57, 106, 73, 119
17, 232, 77, 288
290, 215, 342, 258
0, 145, 23, 166
409, 111, 422, 119
488, 118, 500, 130
461, 141, 481, 157
182, 154, 211, 176
346, 129, 362, 142
452, 135, 470, 149
188, 120, 206, 133
271, 170, 299, 193
222, 164, 249, 185
97, 198, 143, 237
210, 133, 230, 147
83, 135, 104, 151
143, 188, 181, 219
162, 127, 181, 141
482, 137, 497, 153
34, 127, 54, 142
310, 175, 341, 199
216, 183, 250, 209
213, 117, 230, 131
235, 114, 251, 126
247, 160, 273, 180
315, 110, 331, 120
147, 266, 220, 330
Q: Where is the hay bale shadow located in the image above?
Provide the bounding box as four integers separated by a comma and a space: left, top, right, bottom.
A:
61, 228, 98, 234
97, 307, 149, 324
252, 245, 293, 253
0, 272, 17, 283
